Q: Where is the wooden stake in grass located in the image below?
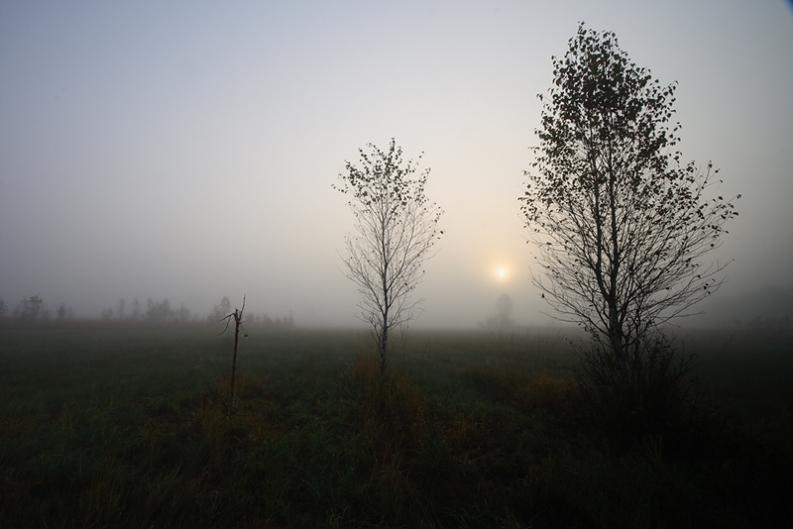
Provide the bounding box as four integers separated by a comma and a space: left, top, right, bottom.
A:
219, 295, 245, 416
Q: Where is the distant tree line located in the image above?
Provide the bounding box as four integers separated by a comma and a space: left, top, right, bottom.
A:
100, 298, 193, 323
0, 295, 295, 329
208, 296, 295, 329
0, 295, 74, 322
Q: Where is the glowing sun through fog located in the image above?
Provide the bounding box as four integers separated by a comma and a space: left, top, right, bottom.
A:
493, 265, 511, 283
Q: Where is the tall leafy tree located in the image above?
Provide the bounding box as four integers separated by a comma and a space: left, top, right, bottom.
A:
521, 24, 739, 361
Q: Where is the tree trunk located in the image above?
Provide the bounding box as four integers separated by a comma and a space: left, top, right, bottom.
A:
380, 323, 388, 375
229, 315, 240, 416
608, 312, 624, 362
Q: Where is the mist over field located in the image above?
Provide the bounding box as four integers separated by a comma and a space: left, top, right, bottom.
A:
1, 0, 791, 328
3, 2, 793, 529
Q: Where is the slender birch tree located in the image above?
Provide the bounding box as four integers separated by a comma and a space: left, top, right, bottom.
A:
335, 138, 443, 373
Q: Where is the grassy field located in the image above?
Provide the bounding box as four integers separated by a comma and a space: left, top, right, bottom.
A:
1, 323, 791, 528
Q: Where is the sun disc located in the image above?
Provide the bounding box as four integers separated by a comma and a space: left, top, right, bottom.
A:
494, 266, 510, 282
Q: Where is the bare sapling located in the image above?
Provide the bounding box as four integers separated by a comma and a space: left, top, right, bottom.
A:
219, 295, 246, 416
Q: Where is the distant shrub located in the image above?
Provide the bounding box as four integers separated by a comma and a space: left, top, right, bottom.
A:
145, 298, 172, 323
56, 303, 71, 320
14, 295, 44, 321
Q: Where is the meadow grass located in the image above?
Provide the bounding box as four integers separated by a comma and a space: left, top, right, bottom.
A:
0, 323, 791, 528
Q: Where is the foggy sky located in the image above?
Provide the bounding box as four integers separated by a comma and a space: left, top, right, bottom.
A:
1, 1, 791, 327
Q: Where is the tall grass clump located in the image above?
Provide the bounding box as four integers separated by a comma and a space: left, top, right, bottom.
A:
577, 333, 696, 442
